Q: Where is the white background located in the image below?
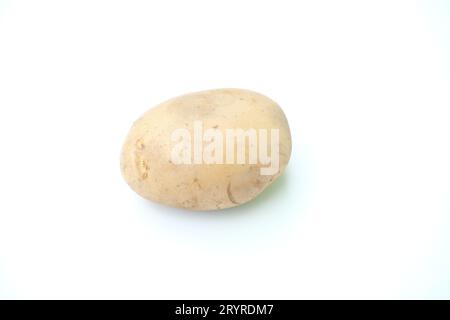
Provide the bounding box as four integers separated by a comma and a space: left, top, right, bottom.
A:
0, 0, 449, 299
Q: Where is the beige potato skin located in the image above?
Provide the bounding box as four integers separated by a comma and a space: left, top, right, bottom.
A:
120, 88, 291, 210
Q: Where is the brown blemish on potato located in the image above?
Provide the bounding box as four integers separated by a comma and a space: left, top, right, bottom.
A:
192, 178, 202, 190
135, 155, 150, 180
181, 197, 198, 208
135, 139, 145, 150
226, 182, 239, 205
254, 179, 263, 187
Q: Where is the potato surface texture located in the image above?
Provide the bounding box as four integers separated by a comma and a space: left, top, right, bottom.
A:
120, 88, 291, 210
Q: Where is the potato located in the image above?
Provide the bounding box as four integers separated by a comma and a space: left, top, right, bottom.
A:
120, 88, 291, 210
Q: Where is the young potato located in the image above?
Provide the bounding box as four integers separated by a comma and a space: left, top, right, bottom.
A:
120, 88, 291, 211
